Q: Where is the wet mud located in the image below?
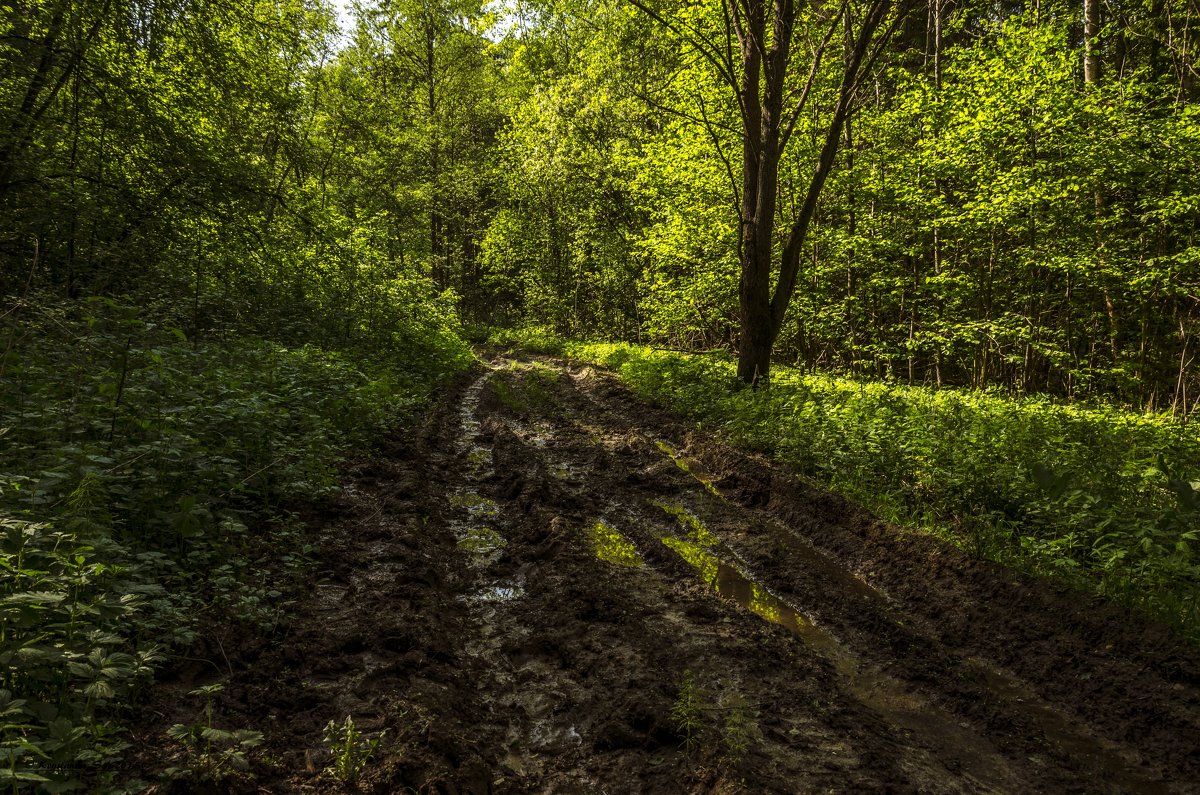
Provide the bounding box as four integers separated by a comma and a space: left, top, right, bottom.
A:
127, 354, 1200, 793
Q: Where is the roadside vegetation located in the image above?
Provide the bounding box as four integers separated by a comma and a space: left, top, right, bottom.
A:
569, 340, 1200, 640
4, 0, 1200, 785
0, 298, 469, 789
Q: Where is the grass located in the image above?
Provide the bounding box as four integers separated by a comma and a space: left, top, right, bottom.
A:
555, 340, 1200, 641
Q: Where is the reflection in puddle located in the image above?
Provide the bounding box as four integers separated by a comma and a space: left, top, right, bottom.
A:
456, 524, 506, 563
655, 502, 721, 547
479, 585, 522, 601
466, 446, 492, 471
661, 536, 809, 638
590, 520, 644, 567
461, 577, 525, 603
658, 507, 1164, 793
449, 491, 500, 518
656, 440, 721, 496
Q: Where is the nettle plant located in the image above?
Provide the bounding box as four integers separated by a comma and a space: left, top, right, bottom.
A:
0, 298, 448, 790
164, 684, 263, 785
0, 519, 161, 791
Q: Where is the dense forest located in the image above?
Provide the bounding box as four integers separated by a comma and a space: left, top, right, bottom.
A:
3, 0, 1200, 789
4, 0, 1199, 402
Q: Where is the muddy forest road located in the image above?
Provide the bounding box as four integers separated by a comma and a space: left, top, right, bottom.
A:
139, 355, 1200, 794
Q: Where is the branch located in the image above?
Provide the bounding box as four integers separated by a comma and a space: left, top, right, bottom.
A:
697, 92, 743, 220
778, 0, 846, 154
624, 0, 741, 91
770, 0, 906, 335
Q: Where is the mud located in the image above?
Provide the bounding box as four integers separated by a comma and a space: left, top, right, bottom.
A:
126, 354, 1200, 794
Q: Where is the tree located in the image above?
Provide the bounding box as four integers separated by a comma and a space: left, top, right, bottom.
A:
628, 0, 914, 384
347, 0, 505, 298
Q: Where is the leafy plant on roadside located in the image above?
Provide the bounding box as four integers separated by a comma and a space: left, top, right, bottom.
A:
164, 685, 263, 785
0, 300, 471, 790
322, 715, 386, 784
0, 519, 162, 792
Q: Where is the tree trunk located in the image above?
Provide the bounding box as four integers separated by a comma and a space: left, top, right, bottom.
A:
1083, 0, 1101, 84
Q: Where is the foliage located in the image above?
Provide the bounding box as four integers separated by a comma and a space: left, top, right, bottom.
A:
0, 520, 160, 792
571, 342, 1200, 639
322, 715, 385, 784
670, 669, 760, 765
164, 684, 264, 784
0, 299, 470, 790
671, 670, 705, 753
486, 0, 1200, 409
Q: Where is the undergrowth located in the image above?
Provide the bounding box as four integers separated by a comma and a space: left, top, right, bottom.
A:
564, 341, 1200, 642
0, 297, 471, 791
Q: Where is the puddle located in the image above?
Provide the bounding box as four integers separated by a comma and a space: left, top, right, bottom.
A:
456, 524, 507, 563
655, 502, 721, 547
656, 440, 721, 496
457, 371, 494, 442
480, 585, 522, 601
590, 520, 644, 568
656, 506, 1166, 792
530, 721, 583, 751
466, 446, 492, 471
449, 490, 500, 518
548, 462, 575, 480
465, 580, 525, 603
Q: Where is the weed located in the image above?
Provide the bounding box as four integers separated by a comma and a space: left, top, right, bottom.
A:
322, 715, 385, 784
670, 671, 760, 766
164, 684, 263, 784
0, 300, 469, 787
718, 692, 761, 766
671, 670, 706, 753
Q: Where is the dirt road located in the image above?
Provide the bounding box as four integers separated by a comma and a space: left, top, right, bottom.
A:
135, 355, 1200, 793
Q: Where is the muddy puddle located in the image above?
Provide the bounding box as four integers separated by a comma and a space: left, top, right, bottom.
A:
589, 519, 644, 568
966, 658, 1169, 794
656, 440, 722, 497
652, 498, 1170, 793
455, 523, 507, 563
462, 579, 526, 603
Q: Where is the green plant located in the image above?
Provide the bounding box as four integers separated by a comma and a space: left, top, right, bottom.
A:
164, 684, 263, 784
671, 671, 705, 753
669, 670, 760, 764
0, 300, 468, 787
718, 692, 760, 766
322, 715, 385, 784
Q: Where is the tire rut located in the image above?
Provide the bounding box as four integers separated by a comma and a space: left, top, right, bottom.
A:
126, 355, 1200, 794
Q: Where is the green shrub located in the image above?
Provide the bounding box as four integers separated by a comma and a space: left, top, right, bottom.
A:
0, 299, 471, 790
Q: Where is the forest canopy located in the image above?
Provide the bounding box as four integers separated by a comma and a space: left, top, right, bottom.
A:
1, 0, 1197, 407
